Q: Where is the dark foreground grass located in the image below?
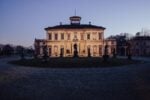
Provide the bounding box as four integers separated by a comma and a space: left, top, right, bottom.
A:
9, 57, 141, 68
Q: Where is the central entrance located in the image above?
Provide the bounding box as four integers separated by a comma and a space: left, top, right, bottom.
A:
73, 43, 78, 57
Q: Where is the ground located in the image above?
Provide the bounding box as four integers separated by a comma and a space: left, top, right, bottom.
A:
0, 56, 150, 100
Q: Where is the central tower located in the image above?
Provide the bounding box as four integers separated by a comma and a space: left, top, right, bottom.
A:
69, 16, 81, 25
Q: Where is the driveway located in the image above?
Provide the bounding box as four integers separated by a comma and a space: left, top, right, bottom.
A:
0, 56, 150, 100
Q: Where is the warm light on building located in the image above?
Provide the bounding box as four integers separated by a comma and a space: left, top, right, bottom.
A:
34, 16, 116, 57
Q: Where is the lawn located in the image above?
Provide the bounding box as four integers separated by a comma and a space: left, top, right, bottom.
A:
9, 57, 141, 68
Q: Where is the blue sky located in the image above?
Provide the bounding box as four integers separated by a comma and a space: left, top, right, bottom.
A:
0, 0, 150, 47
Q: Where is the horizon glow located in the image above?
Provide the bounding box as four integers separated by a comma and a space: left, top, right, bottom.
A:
0, 0, 150, 47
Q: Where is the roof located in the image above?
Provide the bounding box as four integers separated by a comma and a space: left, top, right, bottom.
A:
131, 36, 150, 40
45, 24, 106, 30
106, 38, 116, 41
70, 16, 81, 21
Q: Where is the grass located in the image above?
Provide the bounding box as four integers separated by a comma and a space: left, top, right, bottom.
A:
9, 57, 141, 68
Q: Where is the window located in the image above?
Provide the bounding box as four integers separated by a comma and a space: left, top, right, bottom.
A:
99, 32, 102, 39
54, 45, 58, 55
61, 33, 64, 40
66, 49, 70, 54
49, 33, 52, 40
54, 33, 58, 40
81, 33, 84, 40
111, 48, 114, 54
60, 45, 64, 56
87, 45, 91, 56
49, 47, 52, 56
87, 34, 90, 40
99, 45, 102, 55
67, 34, 70, 40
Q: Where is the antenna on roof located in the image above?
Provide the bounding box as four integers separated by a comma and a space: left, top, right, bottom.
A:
74, 9, 76, 16
60, 22, 62, 25
89, 21, 91, 25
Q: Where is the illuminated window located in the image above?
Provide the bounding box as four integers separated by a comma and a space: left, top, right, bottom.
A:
54, 45, 58, 55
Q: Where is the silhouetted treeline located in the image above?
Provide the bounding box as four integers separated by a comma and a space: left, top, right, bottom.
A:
0, 45, 14, 56
0, 44, 34, 57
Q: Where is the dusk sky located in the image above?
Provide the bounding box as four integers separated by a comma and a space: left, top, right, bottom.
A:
0, 0, 150, 47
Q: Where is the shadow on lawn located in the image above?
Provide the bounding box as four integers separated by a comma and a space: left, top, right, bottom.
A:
9, 57, 141, 68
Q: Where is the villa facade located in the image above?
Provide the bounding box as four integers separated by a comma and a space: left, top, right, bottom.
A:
34, 16, 116, 57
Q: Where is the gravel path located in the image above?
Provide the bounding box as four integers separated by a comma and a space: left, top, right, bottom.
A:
0, 57, 150, 100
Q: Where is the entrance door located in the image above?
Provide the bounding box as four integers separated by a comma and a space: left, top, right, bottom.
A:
73, 43, 78, 57
60, 48, 64, 57
87, 46, 91, 57
49, 48, 51, 56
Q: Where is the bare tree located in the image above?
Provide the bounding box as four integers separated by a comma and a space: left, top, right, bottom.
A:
2, 44, 14, 56
126, 42, 132, 60
16, 46, 25, 60
113, 48, 116, 58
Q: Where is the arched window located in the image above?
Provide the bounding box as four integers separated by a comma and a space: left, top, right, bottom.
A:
93, 45, 97, 55
60, 45, 64, 57
49, 46, 52, 56
54, 45, 58, 55
87, 45, 91, 57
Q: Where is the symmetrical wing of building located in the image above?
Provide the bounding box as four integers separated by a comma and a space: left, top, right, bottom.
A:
34, 16, 116, 57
